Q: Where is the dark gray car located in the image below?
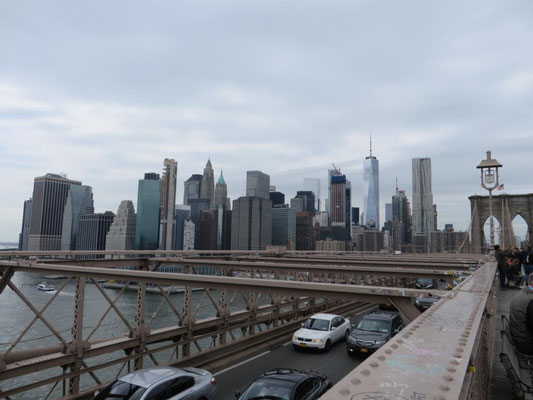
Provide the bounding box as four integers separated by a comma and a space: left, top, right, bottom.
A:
93, 366, 216, 400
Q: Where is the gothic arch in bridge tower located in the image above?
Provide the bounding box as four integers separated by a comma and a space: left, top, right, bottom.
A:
469, 193, 533, 253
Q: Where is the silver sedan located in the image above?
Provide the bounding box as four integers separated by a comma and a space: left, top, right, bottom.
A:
93, 366, 216, 400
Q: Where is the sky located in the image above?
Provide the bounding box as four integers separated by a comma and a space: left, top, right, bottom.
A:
1, 1, 532, 242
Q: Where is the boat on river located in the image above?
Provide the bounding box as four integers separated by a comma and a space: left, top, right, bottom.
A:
37, 282, 55, 291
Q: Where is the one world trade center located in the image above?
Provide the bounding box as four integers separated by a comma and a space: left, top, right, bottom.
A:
363, 137, 379, 229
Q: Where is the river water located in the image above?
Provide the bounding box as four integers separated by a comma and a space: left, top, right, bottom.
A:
0, 267, 265, 399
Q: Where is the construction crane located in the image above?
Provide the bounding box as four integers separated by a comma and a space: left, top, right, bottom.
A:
332, 163, 341, 175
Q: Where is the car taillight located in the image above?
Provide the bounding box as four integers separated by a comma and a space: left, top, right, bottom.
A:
210, 377, 217, 386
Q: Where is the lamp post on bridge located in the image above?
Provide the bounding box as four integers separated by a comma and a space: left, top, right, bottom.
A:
477, 151, 502, 251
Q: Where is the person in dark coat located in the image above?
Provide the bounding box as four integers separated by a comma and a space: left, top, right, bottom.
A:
494, 245, 508, 289
509, 274, 533, 355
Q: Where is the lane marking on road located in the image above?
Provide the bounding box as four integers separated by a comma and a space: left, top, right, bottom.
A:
214, 350, 271, 376
283, 341, 292, 346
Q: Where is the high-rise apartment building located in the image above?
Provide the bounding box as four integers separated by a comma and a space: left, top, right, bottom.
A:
105, 200, 136, 251
18, 198, 33, 251
160, 158, 177, 250
246, 171, 270, 199
412, 158, 435, 235
200, 158, 215, 205
231, 196, 272, 250
214, 171, 230, 209
272, 207, 296, 248
135, 173, 161, 250
303, 178, 321, 211
76, 212, 115, 256
330, 175, 346, 227
363, 139, 379, 229
28, 173, 81, 251
61, 185, 94, 250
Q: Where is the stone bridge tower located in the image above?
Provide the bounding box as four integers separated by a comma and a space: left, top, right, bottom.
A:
469, 193, 533, 253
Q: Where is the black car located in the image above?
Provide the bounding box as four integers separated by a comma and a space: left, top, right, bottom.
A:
347, 311, 404, 355
414, 295, 440, 311
236, 368, 332, 400
415, 278, 438, 289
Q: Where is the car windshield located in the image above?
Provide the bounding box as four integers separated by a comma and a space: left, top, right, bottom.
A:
357, 318, 390, 333
239, 378, 294, 400
94, 380, 147, 400
303, 318, 330, 331
417, 278, 434, 285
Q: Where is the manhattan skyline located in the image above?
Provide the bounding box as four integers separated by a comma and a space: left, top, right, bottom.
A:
1, 1, 532, 241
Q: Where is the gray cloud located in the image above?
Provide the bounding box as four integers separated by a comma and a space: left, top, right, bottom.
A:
0, 0, 532, 240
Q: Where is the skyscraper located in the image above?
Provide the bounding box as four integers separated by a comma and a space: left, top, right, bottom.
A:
303, 178, 321, 211
106, 200, 136, 251
214, 170, 230, 209
174, 205, 191, 250
61, 185, 94, 250
231, 196, 272, 250
295, 191, 316, 215
160, 158, 177, 250
412, 157, 435, 235
183, 174, 203, 205
363, 138, 379, 229
28, 173, 81, 251
76, 212, 115, 256
330, 175, 346, 227
200, 158, 215, 205
272, 207, 296, 248
246, 171, 270, 199
18, 198, 32, 251
392, 189, 411, 251
135, 173, 162, 250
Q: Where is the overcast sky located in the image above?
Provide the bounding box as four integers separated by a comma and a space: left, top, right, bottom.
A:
1, 1, 532, 242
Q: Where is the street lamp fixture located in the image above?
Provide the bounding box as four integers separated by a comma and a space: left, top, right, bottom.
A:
476, 151, 502, 250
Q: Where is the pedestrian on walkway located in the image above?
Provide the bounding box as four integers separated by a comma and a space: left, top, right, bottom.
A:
509, 274, 533, 355
524, 246, 533, 283
495, 245, 508, 289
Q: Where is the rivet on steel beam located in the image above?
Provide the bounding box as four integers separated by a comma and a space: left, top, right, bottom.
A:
443, 375, 454, 381
360, 368, 371, 376
447, 367, 457, 373
370, 361, 379, 368
439, 384, 450, 391
377, 355, 386, 361
397, 339, 403, 344
455, 347, 464, 353
449, 359, 460, 365
339, 388, 350, 396
391, 344, 398, 349
350, 378, 361, 385
385, 349, 392, 354
453, 353, 462, 358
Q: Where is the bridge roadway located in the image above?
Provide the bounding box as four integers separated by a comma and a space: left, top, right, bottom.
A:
213, 308, 375, 400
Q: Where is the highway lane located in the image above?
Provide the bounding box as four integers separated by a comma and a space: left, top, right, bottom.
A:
213, 307, 377, 400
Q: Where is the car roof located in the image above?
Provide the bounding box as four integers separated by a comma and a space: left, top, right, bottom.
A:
119, 366, 185, 388
260, 369, 317, 383
362, 311, 399, 321
309, 313, 339, 321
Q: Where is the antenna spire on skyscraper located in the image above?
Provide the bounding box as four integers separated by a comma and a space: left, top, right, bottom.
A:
369, 132, 373, 157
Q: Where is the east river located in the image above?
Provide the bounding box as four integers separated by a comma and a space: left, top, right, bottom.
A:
0, 267, 263, 399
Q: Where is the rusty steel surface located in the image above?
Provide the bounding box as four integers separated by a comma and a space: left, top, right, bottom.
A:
231, 256, 475, 270
320, 261, 496, 400
148, 257, 458, 283
0, 252, 488, 399
0, 261, 438, 304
